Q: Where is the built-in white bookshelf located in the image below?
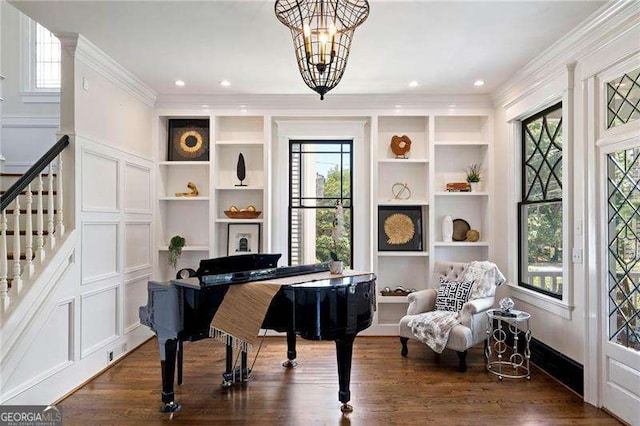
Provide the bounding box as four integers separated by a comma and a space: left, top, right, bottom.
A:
154, 114, 269, 281
372, 112, 492, 333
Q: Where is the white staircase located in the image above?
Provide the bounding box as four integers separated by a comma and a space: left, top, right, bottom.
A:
0, 137, 68, 320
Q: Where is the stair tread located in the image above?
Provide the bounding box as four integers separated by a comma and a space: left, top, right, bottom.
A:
4, 230, 51, 236
0, 190, 57, 195
0, 173, 57, 177
4, 209, 58, 214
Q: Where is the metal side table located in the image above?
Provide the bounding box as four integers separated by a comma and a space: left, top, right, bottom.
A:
485, 309, 531, 380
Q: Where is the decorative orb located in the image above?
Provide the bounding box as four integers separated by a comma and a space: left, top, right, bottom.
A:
466, 229, 480, 242
499, 297, 515, 312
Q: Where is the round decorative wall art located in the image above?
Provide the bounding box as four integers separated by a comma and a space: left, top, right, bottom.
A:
179, 130, 204, 158
384, 213, 415, 245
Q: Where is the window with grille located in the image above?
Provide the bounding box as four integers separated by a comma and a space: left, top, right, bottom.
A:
607, 147, 640, 351
289, 141, 353, 267
607, 67, 640, 129
35, 22, 61, 89
518, 103, 564, 298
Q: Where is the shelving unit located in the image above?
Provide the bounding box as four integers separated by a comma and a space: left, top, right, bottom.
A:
154, 114, 269, 281
371, 112, 492, 334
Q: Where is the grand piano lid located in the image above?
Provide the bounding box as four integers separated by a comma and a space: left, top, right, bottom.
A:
173, 262, 331, 288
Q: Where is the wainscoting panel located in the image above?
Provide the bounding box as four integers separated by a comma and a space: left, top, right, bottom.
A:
81, 149, 119, 212
81, 222, 119, 284
124, 162, 152, 214
80, 286, 119, 358
124, 222, 151, 273
124, 275, 149, 333
1, 299, 73, 397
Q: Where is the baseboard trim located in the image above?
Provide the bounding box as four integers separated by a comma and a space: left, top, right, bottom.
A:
529, 337, 584, 396
503, 327, 584, 396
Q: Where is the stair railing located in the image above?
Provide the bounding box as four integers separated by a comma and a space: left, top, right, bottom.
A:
0, 135, 69, 313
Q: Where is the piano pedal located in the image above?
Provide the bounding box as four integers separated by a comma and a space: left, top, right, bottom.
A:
282, 359, 298, 368
221, 367, 251, 386
160, 401, 181, 413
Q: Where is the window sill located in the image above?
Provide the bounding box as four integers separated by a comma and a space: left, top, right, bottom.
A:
507, 282, 574, 319
21, 91, 60, 104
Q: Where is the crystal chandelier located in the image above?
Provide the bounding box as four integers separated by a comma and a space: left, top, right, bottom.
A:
275, 0, 370, 100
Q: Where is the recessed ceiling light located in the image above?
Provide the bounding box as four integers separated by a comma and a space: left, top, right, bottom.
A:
239, 105, 246, 108
201, 104, 209, 108
408, 81, 419, 88
395, 104, 402, 108
220, 80, 231, 87
474, 80, 485, 87
449, 104, 456, 108
175, 80, 185, 87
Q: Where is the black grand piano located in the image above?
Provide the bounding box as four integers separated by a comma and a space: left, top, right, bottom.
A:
139, 254, 376, 413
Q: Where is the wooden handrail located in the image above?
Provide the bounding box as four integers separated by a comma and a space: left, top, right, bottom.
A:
0, 135, 69, 211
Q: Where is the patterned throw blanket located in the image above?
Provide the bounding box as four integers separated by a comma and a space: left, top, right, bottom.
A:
408, 261, 505, 353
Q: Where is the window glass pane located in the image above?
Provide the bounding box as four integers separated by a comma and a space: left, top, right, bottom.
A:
607, 68, 640, 129
607, 147, 640, 351
35, 23, 61, 89
289, 141, 353, 267
520, 201, 563, 296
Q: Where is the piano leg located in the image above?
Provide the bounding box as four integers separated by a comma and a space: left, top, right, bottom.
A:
177, 340, 183, 386
282, 329, 298, 368
335, 334, 356, 413
158, 338, 181, 413
222, 343, 233, 387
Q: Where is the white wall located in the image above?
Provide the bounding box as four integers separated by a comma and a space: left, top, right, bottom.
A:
0, 3, 60, 171
0, 33, 156, 404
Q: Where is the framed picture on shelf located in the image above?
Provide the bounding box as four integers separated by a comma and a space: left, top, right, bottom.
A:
227, 223, 261, 256
378, 206, 423, 251
168, 119, 210, 161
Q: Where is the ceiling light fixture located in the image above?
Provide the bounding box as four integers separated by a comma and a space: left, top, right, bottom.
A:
474, 80, 485, 87
220, 80, 231, 87
175, 80, 185, 87
409, 81, 419, 88
275, 0, 370, 100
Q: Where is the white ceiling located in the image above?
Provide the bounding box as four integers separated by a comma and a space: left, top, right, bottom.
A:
12, 1, 605, 97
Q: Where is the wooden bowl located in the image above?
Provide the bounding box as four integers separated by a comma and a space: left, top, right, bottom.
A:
224, 210, 262, 219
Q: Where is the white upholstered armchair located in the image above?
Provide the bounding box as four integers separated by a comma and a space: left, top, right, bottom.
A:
398, 260, 496, 372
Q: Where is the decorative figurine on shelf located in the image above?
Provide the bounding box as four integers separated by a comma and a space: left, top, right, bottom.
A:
236, 153, 247, 186
465, 163, 482, 192
392, 182, 412, 200
390, 135, 412, 158
466, 229, 480, 242
442, 214, 453, 242
175, 181, 199, 197
168, 235, 186, 269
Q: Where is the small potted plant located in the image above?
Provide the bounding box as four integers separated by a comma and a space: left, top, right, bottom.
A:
168, 235, 186, 269
465, 163, 482, 192
329, 201, 345, 274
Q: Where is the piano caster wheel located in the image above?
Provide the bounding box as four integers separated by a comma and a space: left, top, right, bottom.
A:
340, 403, 353, 413
160, 401, 181, 413
282, 359, 298, 368
221, 380, 233, 388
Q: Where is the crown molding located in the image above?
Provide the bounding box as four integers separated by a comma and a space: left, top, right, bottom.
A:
492, 1, 640, 109
154, 93, 493, 112
56, 33, 157, 108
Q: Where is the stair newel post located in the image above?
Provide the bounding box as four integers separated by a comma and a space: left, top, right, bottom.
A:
56, 154, 65, 237
36, 174, 45, 262
11, 197, 22, 293
0, 209, 8, 312
47, 164, 56, 249
25, 183, 34, 278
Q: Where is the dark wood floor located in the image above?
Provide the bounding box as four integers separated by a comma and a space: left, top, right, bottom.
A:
58, 336, 618, 425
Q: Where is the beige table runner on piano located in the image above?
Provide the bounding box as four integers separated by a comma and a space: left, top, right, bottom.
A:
209, 270, 372, 349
